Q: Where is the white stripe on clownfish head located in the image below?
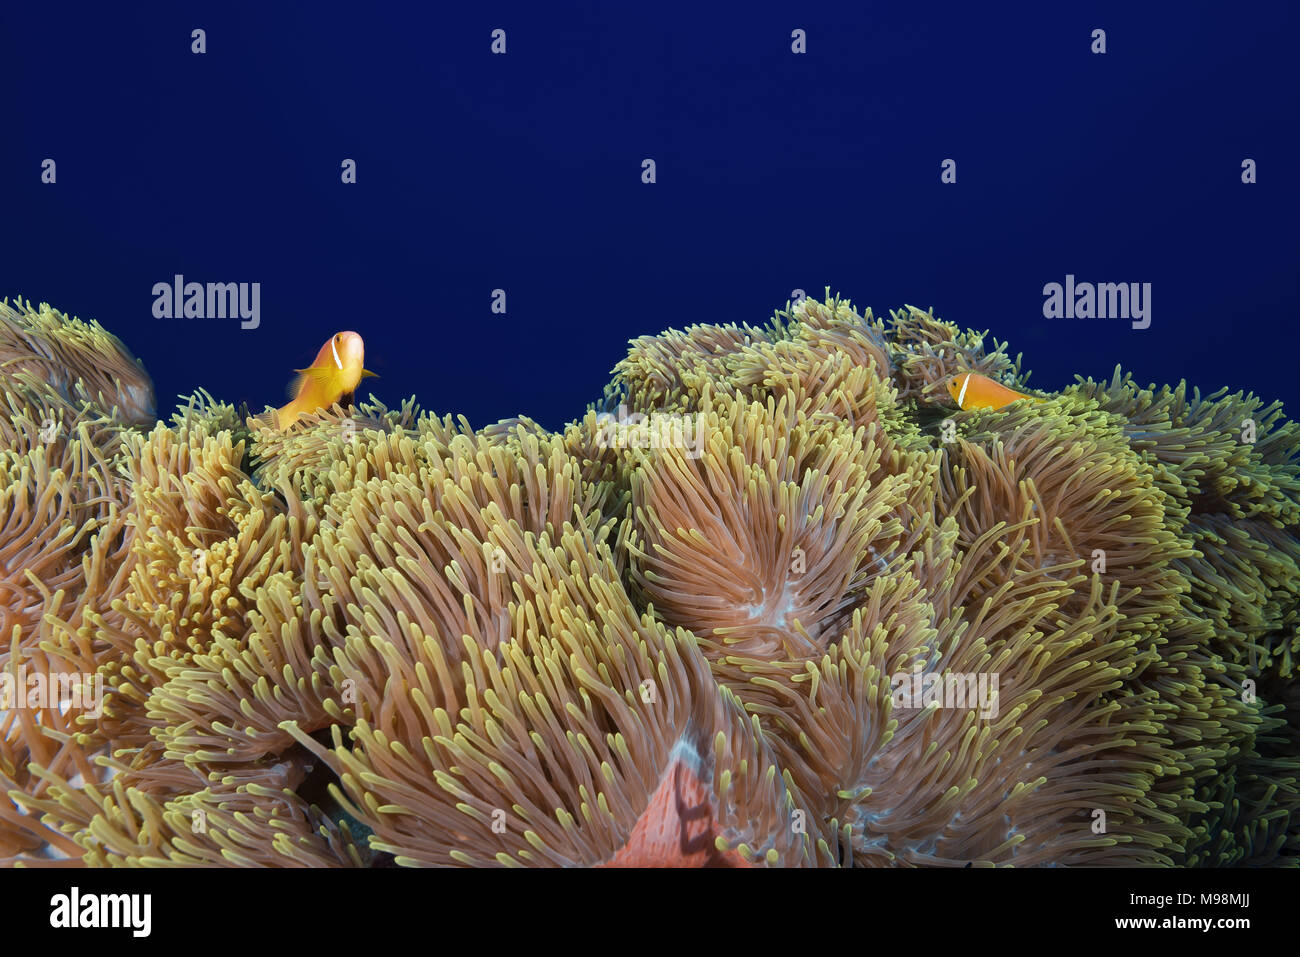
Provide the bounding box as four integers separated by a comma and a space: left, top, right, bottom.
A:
956, 373, 971, 408
331, 336, 343, 370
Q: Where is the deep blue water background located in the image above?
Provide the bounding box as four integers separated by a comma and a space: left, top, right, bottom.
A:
2, 2, 1296, 431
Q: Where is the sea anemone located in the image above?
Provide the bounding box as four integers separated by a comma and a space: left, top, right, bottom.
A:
1, 298, 155, 426
3, 292, 1297, 867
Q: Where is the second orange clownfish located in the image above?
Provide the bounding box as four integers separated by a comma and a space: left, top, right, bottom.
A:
276, 331, 377, 429
946, 371, 1045, 411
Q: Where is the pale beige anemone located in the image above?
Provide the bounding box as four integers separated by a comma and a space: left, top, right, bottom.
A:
0, 299, 155, 426
4, 293, 1298, 867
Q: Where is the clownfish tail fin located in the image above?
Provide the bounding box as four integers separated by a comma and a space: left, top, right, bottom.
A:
275, 402, 301, 431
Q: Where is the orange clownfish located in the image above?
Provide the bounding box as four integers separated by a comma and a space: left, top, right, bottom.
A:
946, 372, 1045, 411
275, 331, 377, 429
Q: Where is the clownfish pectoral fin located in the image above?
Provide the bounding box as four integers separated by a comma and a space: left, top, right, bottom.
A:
286, 365, 336, 398
294, 366, 337, 383
359, 368, 378, 379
